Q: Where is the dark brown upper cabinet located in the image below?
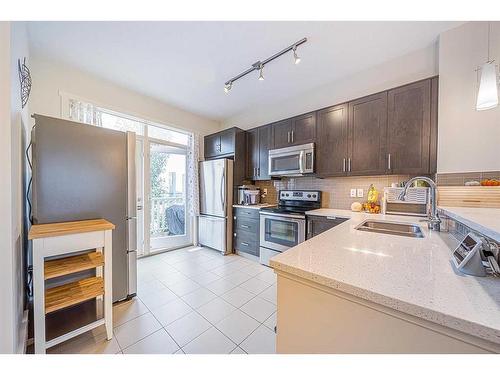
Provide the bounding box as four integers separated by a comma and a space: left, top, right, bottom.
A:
246, 125, 272, 180
347, 92, 388, 176
272, 119, 292, 149
272, 112, 316, 149
204, 127, 243, 159
246, 128, 259, 179
316, 104, 349, 177
386, 79, 431, 175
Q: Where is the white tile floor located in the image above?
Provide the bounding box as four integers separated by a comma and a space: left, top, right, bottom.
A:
48, 246, 277, 354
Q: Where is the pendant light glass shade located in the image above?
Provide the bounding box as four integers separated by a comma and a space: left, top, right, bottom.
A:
476, 62, 499, 111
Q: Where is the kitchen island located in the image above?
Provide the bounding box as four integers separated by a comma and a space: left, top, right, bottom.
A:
270, 209, 500, 353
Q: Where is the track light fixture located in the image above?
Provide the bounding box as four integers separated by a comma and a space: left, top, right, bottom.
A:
293, 45, 301, 65
223, 37, 307, 93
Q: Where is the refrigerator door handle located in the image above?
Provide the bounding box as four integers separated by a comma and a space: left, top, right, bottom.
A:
127, 250, 137, 296
126, 217, 137, 252
220, 168, 226, 213
126, 131, 137, 219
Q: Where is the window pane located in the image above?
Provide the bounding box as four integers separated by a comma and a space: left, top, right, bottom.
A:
148, 125, 188, 145
99, 111, 145, 135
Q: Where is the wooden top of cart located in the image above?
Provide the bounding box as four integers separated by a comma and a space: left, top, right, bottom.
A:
29, 219, 115, 239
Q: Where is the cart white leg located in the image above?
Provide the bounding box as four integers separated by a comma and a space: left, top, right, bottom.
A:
95, 247, 104, 318
33, 239, 46, 354
104, 230, 113, 340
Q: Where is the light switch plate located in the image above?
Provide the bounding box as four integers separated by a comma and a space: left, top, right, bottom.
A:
350, 189, 357, 197
357, 188, 364, 198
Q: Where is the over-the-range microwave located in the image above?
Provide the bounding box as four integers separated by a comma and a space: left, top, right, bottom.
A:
268, 143, 315, 177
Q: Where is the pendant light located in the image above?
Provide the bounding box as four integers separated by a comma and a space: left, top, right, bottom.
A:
258, 64, 265, 81
476, 22, 499, 111
292, 45, 301, 65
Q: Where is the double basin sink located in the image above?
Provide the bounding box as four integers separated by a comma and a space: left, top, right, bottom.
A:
356, 220, 424, 238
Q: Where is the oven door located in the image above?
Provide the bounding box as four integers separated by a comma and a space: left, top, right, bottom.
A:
260, 212, 306, 252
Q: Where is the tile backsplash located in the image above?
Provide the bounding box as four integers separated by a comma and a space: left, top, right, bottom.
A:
256, 175, 410, 210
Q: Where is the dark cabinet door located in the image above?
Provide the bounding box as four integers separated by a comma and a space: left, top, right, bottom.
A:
387, 79, 431, 175
204, 134, 220, 158
246, 128, 259, 179
272, 119, 292, 149
219, 128, 236, 156
291, 112, 316, 145
316, 104, 348, 177
257, 125, 272, 180
306, 215, 348, 239
348, 92, 388, 176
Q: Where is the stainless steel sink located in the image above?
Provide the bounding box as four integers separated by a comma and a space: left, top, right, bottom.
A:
355, 220, 424, 238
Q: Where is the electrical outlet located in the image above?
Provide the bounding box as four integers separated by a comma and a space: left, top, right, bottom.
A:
357, 188, 364, 198
350, 189, 357, 197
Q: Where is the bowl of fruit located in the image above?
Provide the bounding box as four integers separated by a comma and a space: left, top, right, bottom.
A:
480, 179, 500, 186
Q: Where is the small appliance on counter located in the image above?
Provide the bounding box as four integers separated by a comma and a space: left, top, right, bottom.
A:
259, 190, 321, 266
382, 187, 430, 217
236, 185, 259, 205
244, 189, 261, 205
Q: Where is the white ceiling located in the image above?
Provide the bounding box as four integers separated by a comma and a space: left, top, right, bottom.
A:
27, 21, 462, 122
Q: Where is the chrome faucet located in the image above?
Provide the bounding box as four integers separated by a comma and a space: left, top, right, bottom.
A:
398, 176, 441, 231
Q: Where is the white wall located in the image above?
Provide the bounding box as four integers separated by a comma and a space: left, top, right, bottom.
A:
29, 56, 221, 137
0, 21, 15, 355
0, 21, 29, 354
223, 44, 438, 129
437, 22, 500, 173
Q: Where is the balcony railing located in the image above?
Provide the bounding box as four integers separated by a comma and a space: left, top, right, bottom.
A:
150, 195, 185, 237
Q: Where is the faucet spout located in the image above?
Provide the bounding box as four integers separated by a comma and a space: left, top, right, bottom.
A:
399, 176, 440, 231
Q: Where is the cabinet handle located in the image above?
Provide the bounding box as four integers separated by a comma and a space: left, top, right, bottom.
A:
257, 167, 260, 176
291, 130, 294, 143
343, 158, 346, 172
287, 131, 290, 143
388, 153, 391, 170
241, 242, 249, 246
307, 220, 312, 237
233, 233, 237, 237
241, 224, 250, 229
253, 167, 256, 177
348, 158, 351, 172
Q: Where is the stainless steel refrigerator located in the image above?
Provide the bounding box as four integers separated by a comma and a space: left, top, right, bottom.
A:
198, 159, 233, 255
31, 114, 137, 302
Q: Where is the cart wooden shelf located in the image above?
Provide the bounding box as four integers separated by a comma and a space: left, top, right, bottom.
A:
29, 219, 114, 354
45, 276, 104, 314
44, 251, 104, 280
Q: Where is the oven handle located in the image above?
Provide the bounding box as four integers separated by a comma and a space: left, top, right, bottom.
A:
260, 212, 306, 220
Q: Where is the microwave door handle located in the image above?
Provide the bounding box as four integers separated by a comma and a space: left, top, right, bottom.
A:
299, 150, 305, 173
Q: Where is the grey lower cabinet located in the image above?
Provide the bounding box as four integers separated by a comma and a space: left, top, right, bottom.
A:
306, 215, 348, 239
233, 207, 260, 257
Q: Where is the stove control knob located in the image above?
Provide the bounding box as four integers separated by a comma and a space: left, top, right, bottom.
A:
312, 194, 317, 198
307, 194, 311, 198
285, 193, 289, 197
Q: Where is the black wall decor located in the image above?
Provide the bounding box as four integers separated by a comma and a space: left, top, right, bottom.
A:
18, 57, 32, 108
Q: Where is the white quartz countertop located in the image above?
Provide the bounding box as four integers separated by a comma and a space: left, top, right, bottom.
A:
232, 203, 276, 210
270, 208, 500, 345
439, 206, 500, 242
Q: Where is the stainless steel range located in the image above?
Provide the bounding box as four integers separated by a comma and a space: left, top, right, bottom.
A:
259, 190, 321, 266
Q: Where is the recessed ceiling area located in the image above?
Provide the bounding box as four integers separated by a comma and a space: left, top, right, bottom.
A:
27, 21, 463, 122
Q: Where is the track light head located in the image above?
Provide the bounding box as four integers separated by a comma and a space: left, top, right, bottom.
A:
224, 82, 232, 93
293, 46, 301, 65
258, 65, 264, 81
